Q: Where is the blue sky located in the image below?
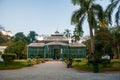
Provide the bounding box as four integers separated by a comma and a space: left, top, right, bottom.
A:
0, 0, 110, 36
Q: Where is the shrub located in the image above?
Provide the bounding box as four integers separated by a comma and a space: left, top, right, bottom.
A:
101, 59, 111, 67
73, 59, 81, 62
35, 56, 40, 59
88, 59, 94, 64
2, 53, 17, 62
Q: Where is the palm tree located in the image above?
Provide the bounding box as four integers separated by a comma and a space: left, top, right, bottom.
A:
64, 29, 71, 38
72, 27, 83, 43
71, 0, 104, 55
105, 0, 120, 26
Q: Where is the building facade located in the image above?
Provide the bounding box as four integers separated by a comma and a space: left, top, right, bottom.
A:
28, 31, 86, 59
0, 46, 7, 54
0, 46, 7, 61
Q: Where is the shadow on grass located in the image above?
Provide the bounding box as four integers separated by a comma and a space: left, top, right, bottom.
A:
0, 60, 32, 70
72, 59, 120, 72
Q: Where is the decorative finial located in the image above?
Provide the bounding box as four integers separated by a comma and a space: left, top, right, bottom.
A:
55, 28, 59, 34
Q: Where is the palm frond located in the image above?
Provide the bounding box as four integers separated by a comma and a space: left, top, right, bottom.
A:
91, 4, 104, 20
76, 25, 83, 37
71, 0, 84, 6
105, 0, 120, 25
71, 0, 95, 8
75, 14, 85, 36
115, 5, 120, 26
87, 9, 95, 26
71, 7, 86, 24
110, 0, 115, 3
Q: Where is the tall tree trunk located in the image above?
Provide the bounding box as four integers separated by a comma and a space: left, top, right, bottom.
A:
89, 24, 95, 55
87, 12, 95, 55
117, 45, 120, 59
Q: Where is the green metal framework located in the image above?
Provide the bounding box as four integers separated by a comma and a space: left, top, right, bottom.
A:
28, 47, 44, 58
28, 44, 86, 59
28, 31, 86, 59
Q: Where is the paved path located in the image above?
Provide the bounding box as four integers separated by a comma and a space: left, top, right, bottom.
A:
0, 61, 120, 80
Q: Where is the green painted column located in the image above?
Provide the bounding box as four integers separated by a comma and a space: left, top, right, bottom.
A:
27, 47, 30, 59
44, 46, 46, 59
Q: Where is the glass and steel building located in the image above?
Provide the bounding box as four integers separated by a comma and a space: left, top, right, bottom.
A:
28, 31, 86, 59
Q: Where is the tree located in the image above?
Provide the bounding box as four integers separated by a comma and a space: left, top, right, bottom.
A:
4, 32, 29, 59
0, 33, 9, 44
105, 0, 120, 26
0, 25, 5, 31
71, 0, 104, 55
27, 31, 38, 43
95, 28, 113, 59
22, 44, 28, 59
72, 27, 83, 43
0, 33, 6, 44
63, 29, 71, 38
110, 26, 120, 58
5, 40, 25, 59
14, 32, 27, 43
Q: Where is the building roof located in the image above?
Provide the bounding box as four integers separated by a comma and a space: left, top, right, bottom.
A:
28, 42, 86, 47
28, 43, 45, 47
44, 31, 69, 41
51, 30, 63, 36
28, 31, 86, 47
46, 42, 68, 46
69, 43, 86, 47
44, 36, 68, 41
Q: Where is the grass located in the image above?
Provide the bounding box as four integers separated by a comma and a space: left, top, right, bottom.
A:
101, 59, 120, 71
72, 59, 120, 72
0, 60, 28, 70
72, 60, 93, 71
0, 59, 41, 70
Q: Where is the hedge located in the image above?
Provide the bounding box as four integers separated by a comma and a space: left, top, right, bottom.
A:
2, 53, 17, 62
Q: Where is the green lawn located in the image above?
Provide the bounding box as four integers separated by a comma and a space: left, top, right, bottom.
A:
0, 59, 41, 70
72, 59, 120, 72
72, 60, 93, 71
101, 59, 120, 71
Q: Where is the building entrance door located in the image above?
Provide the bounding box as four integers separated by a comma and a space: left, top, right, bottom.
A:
53, 49, 60, 59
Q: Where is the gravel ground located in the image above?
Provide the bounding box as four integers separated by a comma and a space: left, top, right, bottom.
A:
0, 61, 120, 80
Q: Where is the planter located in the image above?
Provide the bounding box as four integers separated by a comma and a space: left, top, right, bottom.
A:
92, 63, 99, 73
